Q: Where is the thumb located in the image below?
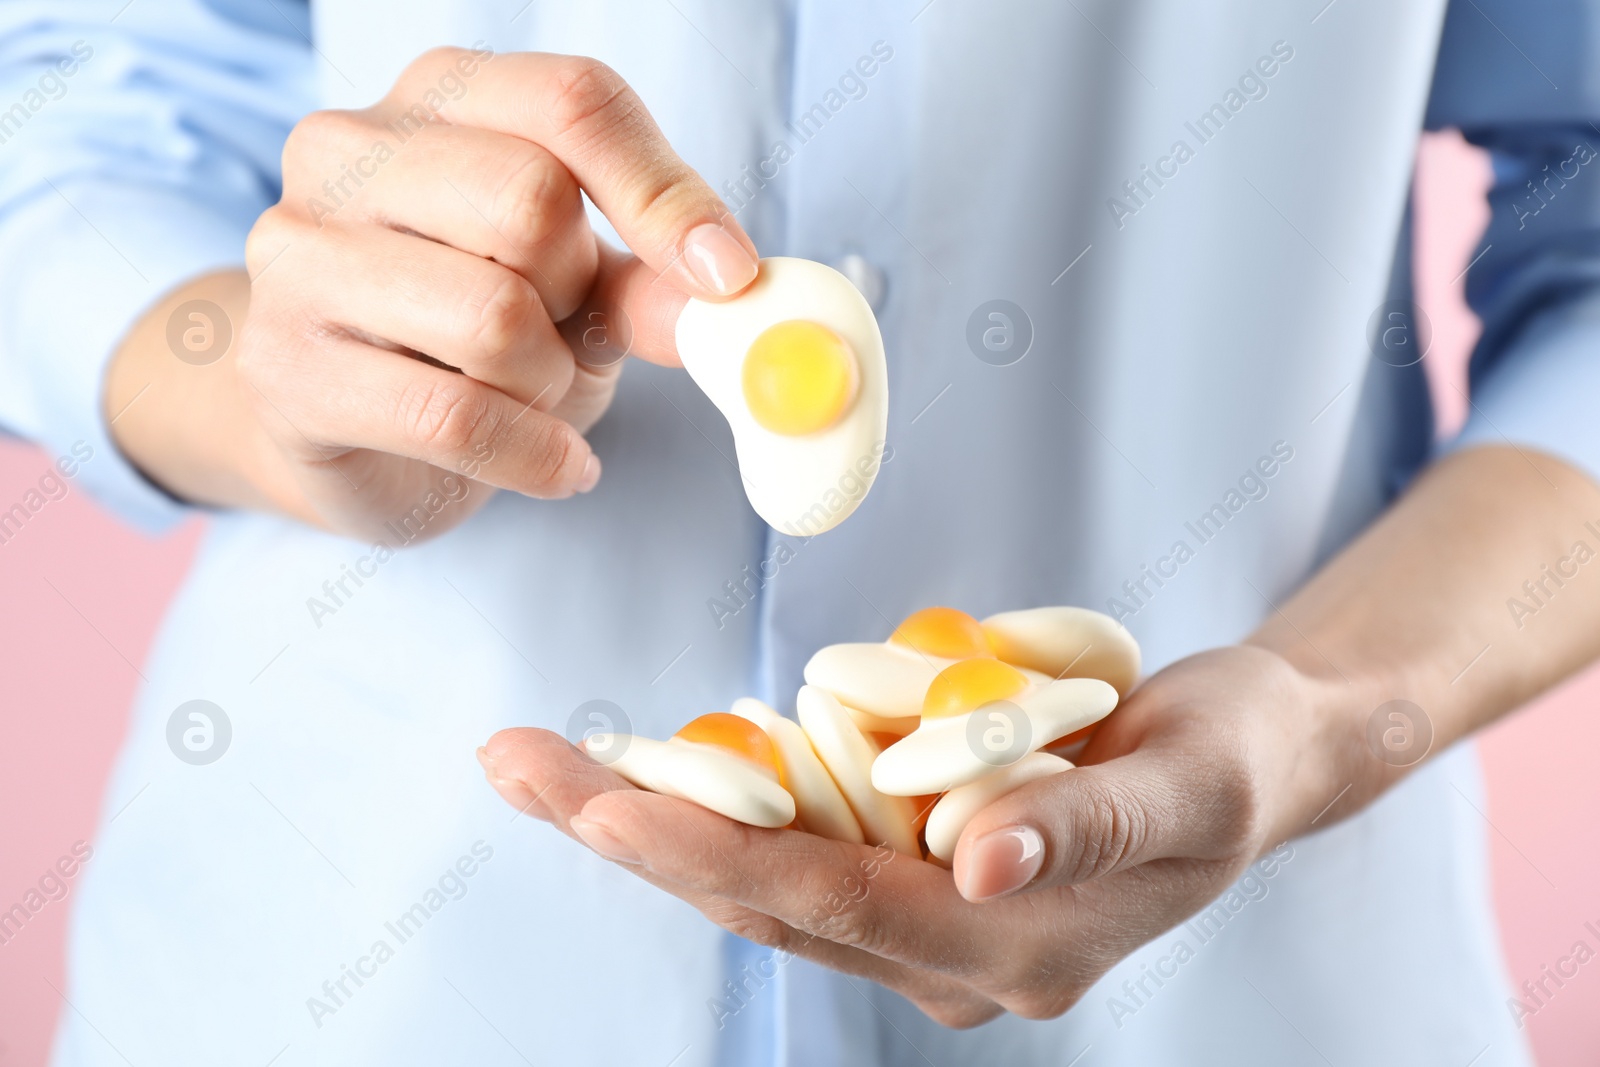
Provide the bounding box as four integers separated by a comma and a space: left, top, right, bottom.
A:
950, 748, 1235, 902
559, 244, 690, 368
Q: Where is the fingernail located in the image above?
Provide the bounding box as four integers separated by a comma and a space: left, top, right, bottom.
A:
571, 816, 642, 865
682, 222, 758, 296
575, 453, 602, 493
475, 746, 497, 771
960, 826, 1045, 902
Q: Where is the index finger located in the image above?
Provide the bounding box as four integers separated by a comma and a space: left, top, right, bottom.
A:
486, 729, 1112, 1005
574, 784, 1030, 985
478, 729, 1005, 1027
393, 49, 758, 300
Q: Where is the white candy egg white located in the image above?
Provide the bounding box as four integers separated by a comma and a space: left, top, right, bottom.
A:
584, 733, 795, 828
796, 639, 1049, 729
676, 257, 888, 536
731, 698, 864, 844
924, 752, 1074, 865
981, 606, 1142, 696
871, 677, 1118, 796
795, 685, 920, 856
804, 641, 1051, 724
844, 702, 920, 739
804, 642, 943, 723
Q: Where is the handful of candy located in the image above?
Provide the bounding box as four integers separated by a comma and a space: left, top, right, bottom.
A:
584, 605, 1140, 864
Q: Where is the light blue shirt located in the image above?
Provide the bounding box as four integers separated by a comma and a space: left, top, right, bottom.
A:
2, 2, 1596, 1064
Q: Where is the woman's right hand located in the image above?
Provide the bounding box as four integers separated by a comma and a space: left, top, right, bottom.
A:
105, 47, 757, 540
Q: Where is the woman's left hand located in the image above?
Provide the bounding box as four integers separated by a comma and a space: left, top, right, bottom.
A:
478, 643, 1372, 1027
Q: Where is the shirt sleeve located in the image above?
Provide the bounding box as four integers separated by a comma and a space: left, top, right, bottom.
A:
0, 0, 312, 530
1425, 0, 1600, 484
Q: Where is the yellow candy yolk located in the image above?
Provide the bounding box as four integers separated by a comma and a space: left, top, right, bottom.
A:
889, 606, 996, 660
741, 320, 858, 436
922, 659, 1030, 719
674, 713, 785, 787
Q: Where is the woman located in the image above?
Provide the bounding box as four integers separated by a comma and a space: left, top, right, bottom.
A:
2, 1, 1596, 1063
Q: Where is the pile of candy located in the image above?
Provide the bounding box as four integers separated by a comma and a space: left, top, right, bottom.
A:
585, 606, 1140, 864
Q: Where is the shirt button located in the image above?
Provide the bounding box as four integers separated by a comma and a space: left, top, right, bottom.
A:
832, 253, 887, 312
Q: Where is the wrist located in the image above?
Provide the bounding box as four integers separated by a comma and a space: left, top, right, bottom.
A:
105, 269, 306, 519
1243, 638, 1421, 845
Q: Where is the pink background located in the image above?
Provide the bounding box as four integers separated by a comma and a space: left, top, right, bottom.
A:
1, 133, 1597, 1065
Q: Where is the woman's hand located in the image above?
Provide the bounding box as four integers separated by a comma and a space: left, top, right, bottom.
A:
105, 48, 757, 539
478, 645, 1363, 1027
480, 445, 1600, 1027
